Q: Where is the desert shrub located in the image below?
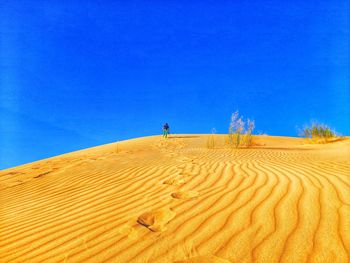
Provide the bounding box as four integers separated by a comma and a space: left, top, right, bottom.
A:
300, 122, 336, 143
242, 119, 255, 147
207, 128, 216, 149
228, 111, 255, 148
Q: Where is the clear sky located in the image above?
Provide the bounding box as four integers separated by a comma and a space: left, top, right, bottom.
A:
1, 0, 349, 169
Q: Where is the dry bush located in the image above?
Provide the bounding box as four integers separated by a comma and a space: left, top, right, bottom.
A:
228, 111, 255, 148
115, 141, 120, 153
300, 122, 337, 143
207, 128, 216, 149
242, 118, 255, 147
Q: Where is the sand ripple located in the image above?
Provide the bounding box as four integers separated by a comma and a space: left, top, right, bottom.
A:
0, 135, 349, 262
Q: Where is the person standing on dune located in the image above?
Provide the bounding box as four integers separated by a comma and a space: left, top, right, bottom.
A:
163, 123, 170, 138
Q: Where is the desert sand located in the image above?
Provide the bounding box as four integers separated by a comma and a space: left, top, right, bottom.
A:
1, 135, 349, 263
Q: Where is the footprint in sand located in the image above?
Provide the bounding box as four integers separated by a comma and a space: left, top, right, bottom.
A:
180, 157, 193, 162
180, 156, 199, 163
179, 165, 200, 177
33, 170, 52, 178
171, 191, 199, 200
137, 207, 176, 232
3, 171, 24, 176
163, 178, 186, 186
174, 255, 231, 263
177, 164, 186, 170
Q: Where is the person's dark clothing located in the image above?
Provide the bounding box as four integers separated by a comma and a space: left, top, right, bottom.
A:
163, 123, 170, 138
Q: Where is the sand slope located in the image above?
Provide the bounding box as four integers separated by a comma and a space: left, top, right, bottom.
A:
1, 135, 350, 263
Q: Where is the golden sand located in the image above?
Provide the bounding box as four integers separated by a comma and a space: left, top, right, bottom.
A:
0, 135, 349, 262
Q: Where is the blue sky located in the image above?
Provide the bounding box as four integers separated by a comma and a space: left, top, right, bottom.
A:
1, 0, 349, 169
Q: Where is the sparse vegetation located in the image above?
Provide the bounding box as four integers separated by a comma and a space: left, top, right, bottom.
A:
300, 122, 337, 143
242, 119, 255, 147
228, 111, 255, 148
206, 128, 216, 149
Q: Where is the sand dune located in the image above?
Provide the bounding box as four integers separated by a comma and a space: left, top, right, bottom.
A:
1, 135, 349, 262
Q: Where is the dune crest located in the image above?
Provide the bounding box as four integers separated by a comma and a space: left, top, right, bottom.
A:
0, 135, 349, 262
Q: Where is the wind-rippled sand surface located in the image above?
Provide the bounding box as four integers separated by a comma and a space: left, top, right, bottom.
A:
1, 135, 350, 263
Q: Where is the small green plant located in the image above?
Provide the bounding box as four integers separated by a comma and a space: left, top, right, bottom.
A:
228, 111, 255, 148
300, 122, 337, 143
207, 128, 216, 149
